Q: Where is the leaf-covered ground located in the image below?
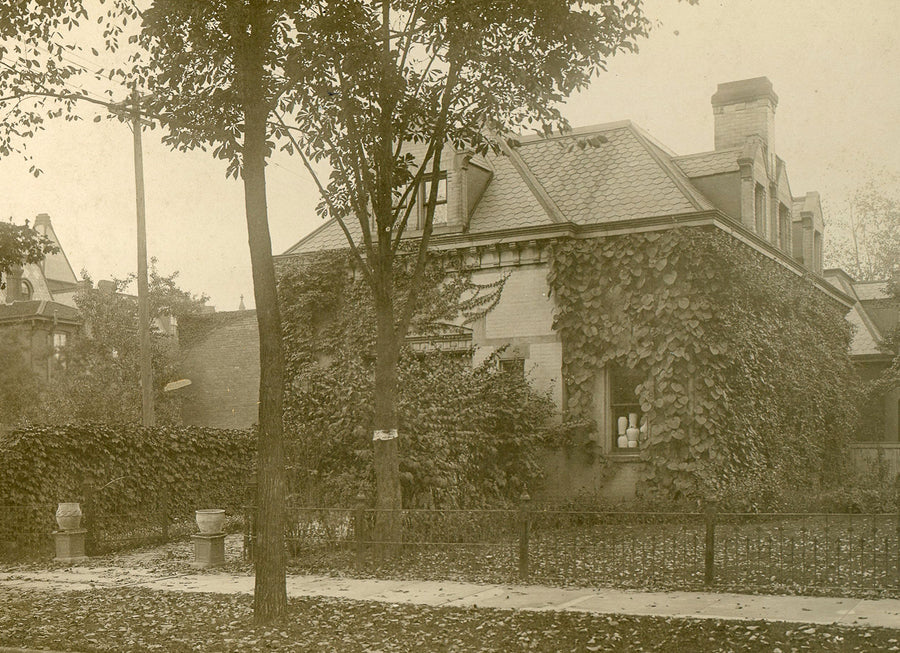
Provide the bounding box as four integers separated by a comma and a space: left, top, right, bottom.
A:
1, 587, 898, 653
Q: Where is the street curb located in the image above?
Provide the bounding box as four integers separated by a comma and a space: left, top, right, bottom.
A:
0, 647, 85, 653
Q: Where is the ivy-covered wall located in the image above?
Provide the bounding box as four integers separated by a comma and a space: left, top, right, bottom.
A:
277, 252, 553, 508
548, 227, 858, 506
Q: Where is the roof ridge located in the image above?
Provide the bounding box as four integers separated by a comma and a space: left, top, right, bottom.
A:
513, 120, 635, 145
627, 125, 710, 213
497, 138, 567, 224
673, 147, 743, 161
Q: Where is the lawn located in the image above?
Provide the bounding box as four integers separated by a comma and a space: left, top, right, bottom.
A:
1, 587, 898, 652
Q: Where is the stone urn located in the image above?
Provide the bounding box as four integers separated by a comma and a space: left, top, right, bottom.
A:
195, 509, 226, 535
56, 502, 83, 531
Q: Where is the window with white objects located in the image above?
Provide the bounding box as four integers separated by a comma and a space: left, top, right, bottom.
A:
609, 365, 647, 451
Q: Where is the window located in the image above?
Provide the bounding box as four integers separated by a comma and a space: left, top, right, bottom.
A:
778, 204, 791, 253
813, 231, 823, 274
609, 365, 647, 451
19, 279, 32, 301
416, 173, 447, 228
52, 332, 67, 364
754, 183, 766, 237
499, 357, 525, 379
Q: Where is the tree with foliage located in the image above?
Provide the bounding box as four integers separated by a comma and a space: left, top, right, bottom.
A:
279, 0, 651, 551
0, 221, 57, 288
39, 264, 208, 425
138, 0, 653, 621
826, 179, 900, 282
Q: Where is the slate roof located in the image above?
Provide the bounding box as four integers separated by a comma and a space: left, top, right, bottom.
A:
824, 271, 892, 358
673, 149, 741, 177
0, 300, 81, 324
283, 121, 721, 255
33, 214, 78, 286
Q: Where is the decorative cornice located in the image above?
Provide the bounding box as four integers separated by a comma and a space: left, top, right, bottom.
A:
276, 209, 854, 309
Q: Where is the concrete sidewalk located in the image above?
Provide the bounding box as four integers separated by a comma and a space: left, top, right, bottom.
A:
2, 566, 900, 630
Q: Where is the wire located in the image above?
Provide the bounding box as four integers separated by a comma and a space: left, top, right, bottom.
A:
0, 57, 324, 192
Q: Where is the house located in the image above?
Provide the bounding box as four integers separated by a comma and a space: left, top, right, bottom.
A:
177, 309, 260, 429
0, 214, 81, 380
184, 77, 856, 499
825, 268, 899, 473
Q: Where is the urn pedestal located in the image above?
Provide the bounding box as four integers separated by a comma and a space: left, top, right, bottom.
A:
191, 533, 226, 568
53, 529, 87, 562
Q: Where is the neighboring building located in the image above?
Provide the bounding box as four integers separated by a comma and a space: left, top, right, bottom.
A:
825, 269, 900, 474
182, 77, 854, 497
178, 309, 260, 429
0, 214, 81, 380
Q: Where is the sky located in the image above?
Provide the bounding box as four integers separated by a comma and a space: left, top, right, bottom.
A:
0, 0, 898, 310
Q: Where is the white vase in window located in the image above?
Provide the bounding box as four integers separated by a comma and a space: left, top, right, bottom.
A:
617, 416, 628, 436
626, 413, 640, 446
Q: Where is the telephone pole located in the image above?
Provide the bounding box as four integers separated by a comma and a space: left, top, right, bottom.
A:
113, 88, 154, 427
133, 89, 154, 427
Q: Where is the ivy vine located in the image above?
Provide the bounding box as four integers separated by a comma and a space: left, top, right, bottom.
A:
549, 227, 858, 507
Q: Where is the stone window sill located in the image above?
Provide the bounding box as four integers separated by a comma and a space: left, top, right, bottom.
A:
606, 451, 641, 462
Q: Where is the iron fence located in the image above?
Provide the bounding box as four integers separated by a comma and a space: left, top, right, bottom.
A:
246, 501, 900, 594
0, 504, 55, 558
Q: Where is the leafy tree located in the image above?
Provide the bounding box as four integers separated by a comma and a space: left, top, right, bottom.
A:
0, 221, 58, 288
39, 265, 208, 425
138, 0, 655, 620
277, 0, 651, 552
826, 179, 900, 282
138, 0, 300, 621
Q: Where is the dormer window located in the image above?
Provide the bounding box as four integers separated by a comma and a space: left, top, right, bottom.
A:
754, 183, 766, 237
417, 172, 447, 229
19, 279, 33, 301
778, 204, 791, 253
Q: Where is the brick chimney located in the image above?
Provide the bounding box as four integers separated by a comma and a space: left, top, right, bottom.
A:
711, 77, 778, 155
34, 213, 52, 229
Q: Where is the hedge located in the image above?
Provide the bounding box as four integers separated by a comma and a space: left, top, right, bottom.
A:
0, 423, 255, 552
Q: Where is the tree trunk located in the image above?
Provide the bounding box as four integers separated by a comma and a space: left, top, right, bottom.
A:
372, 287, 402, 557
243, 99, 287, 626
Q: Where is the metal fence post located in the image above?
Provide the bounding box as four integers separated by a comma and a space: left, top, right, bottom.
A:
355, 492, 368, 570
81, 479, 95, 556
159, 484, 170, 543
244, 480, 257, 562
704, 498, 718, 586
518, 490, 531, 580
895, 479, 900, 584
